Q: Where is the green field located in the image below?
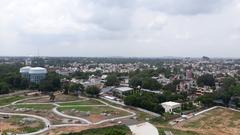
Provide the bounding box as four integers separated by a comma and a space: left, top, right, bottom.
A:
58, 99, 104, 106
100, 99, 156, 121
14, 104, 55, 110
58, 105, 129, 116
0, 96, 24, 106
62, 125, 131, 135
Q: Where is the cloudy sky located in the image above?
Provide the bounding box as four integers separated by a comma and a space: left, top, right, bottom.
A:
0, 0, 240, 57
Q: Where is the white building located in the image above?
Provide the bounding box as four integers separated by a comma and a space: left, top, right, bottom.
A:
161, 101, 181, 113
20, 66, 47, 84
113, 87, 134, 98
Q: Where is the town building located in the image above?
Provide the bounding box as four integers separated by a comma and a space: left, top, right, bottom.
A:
161, 101, 181, 113
20, 66, 47, 83
113, 87, 134, 98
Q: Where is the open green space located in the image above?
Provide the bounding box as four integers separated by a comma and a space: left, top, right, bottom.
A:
58, 99, 104, 106
0, 96, 24, 106
100, 98, 156, 121
62, 125, 131, 135
58, 105, 129, 116
14, 104, 55, 110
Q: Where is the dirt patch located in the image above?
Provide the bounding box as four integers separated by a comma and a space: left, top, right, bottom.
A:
0, 122, 19, 131
87, 114, 105, 123
21, 94, 81, 103
176, 107, 240, 135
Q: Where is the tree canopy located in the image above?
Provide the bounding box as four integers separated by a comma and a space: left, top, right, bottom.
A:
85, 86, 100, 97
39, 72, 61, 92
124, 93, 165, 114
105, 74, 119, 86
197, 74, 215, 87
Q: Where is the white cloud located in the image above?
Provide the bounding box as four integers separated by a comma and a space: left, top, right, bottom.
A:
0, 0, 239, 57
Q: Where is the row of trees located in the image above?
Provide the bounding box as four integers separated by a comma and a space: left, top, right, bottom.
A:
62, 82, 100, 97
0, 64, 29, 94
124, 93, 165, 114
129, 77, 162, 90
124, 91, 187, 114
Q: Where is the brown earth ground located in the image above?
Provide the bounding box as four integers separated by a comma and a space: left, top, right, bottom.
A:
173, 107, 240, 135
0, 122, 19, 131
0, 116, 44, 134
21, 94, 82, 103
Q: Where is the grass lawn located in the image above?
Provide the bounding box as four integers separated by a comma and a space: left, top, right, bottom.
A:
14, 104, 55, 110
100, 99, 156, 121
136, 111, 156, 121
61, 125, 131, 135
0, 96, 24, 106
58, 99, 104, 106
58, 106, 129, 116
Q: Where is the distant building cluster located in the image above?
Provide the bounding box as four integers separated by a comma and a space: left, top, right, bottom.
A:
20, 66, 47, 83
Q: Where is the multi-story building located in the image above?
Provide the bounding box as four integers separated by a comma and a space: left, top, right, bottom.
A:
20, 66, 47, 83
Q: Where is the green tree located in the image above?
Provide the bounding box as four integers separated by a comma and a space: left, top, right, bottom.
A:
105, 75, 119, 86
163, 80, 181, 92
142, 78, 162, 90
69, 83, 84, 94
222, 77, 236, 91
197, 74, 215, 87
85, 86, 100, 97
124, 93, 165, 114
39, 72, 61, 92
196, 94, 215, 107
0, 82, 10, 94
129, 76, 142, 88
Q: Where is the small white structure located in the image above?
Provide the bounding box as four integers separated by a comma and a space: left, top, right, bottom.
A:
129, 122, 159, 135
161, 101, 181, 113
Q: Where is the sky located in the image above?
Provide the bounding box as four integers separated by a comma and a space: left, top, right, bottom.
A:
0, 0, 240, 57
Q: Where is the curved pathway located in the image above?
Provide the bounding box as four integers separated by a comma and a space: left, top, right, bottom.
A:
52, 107, 92, 124
0, 96, 138, 135
0, 112, 50, 135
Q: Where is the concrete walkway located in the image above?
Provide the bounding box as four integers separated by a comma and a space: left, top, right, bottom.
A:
129, 122, 159, 135
0, 112, 50, 135
52, 107, 92, 124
